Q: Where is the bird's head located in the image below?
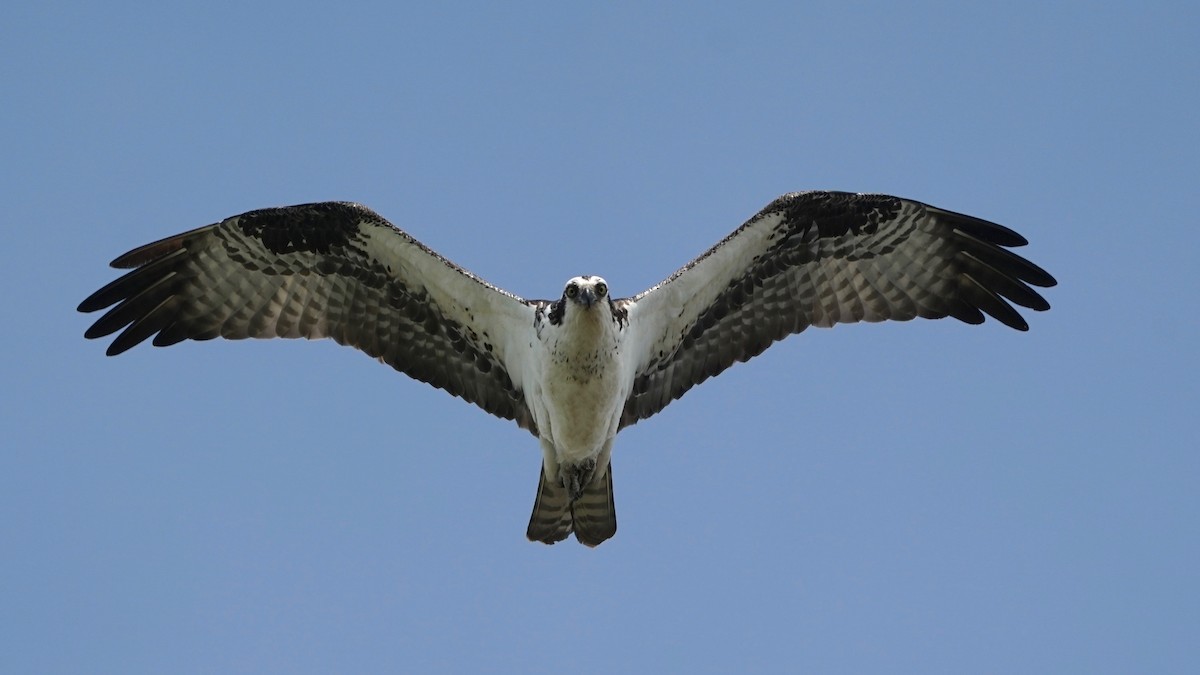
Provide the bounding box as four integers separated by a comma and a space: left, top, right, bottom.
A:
562, 275, 609, 310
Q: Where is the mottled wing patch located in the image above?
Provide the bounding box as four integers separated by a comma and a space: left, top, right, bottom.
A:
79, 202, 538, 432
620, 191, 1056, 427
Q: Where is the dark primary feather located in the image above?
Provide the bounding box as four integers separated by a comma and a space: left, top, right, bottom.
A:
620, 191, 1056, 427
79, 202, 537, 432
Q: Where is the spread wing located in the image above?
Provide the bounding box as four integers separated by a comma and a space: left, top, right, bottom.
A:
619, 191, 1057, 428
79, 202, 539, 432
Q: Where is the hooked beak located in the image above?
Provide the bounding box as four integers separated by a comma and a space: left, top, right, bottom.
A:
578, 288, 596, 307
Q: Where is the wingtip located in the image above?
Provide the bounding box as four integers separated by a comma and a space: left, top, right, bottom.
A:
110, 237, 185, 269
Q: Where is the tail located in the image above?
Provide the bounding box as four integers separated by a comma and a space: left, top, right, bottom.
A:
526, 464, 617, 547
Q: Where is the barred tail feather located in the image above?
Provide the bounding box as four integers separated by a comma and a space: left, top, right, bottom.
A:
525, 465, 617, 547
571, 466, 617, 547
526, 469, 573, 545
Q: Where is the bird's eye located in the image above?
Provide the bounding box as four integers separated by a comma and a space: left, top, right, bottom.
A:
566, 284, 578, 298
595, 282, 607, 298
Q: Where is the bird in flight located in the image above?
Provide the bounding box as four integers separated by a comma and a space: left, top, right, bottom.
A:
79, 191, 1055, 546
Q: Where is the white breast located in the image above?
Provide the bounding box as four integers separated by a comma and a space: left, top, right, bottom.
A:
533, 307, 628, 463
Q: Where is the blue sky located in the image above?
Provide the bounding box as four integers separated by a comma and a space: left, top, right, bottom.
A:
4, 2, 1197, 673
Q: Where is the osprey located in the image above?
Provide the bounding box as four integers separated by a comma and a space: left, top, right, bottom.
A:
79, 191, 1055, 546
